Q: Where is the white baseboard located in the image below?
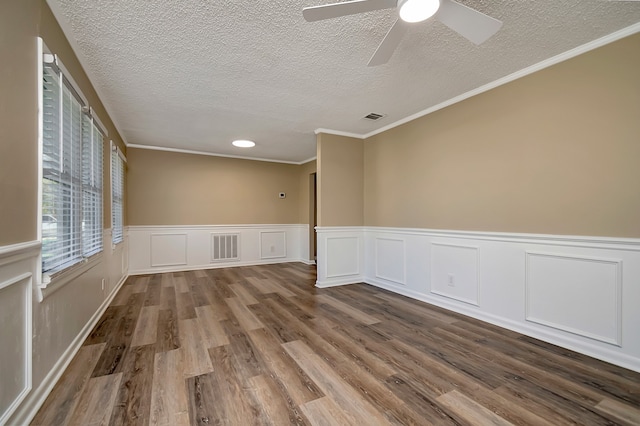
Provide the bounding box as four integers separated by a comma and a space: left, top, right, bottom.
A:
8, 274, 128, 426
315, 275, 364, 288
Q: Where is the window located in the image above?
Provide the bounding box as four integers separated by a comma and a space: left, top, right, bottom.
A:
41, 54, 104, 274
111, 144, 125, 245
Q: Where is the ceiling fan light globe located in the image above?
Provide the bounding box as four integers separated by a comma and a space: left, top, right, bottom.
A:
398, 0, 440, 23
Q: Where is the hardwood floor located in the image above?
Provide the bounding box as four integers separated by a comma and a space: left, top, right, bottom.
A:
32, 263, 640, 425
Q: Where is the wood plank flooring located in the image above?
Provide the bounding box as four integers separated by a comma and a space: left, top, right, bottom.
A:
32, 263, 640, 425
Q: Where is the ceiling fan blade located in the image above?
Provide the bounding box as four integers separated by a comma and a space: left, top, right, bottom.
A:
368, 18, 409, 66
436, 0, 503, 45
303, 0, 397, 22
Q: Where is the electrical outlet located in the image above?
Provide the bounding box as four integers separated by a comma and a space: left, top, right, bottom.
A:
270, 246, 275, 253
447, 274, 455, 287
101, 278, 106, 290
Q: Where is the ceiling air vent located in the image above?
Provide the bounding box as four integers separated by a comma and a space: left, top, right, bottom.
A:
363, 112, 385, 121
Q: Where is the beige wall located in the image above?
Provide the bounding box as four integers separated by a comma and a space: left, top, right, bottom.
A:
317, 133, 364, 226
0, 0, 39, 245
364, 33, 640, 238
39, 1, 127, 227
127, 148, 307, 225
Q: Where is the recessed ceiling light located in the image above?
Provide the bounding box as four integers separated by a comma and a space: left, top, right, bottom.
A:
232, 139, 256, 148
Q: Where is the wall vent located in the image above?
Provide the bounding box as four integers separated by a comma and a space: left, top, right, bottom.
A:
211, 233, 240, 262
364, 112, 385, 121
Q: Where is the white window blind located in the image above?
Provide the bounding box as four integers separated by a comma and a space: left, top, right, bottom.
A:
82, 114, 104, 257
112, 146, 125, 245
42, 60, 104, 274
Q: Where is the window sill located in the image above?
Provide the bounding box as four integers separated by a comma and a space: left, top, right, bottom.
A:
37, 253, 103, 302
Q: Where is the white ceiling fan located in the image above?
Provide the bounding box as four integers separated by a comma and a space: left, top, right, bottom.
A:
303, 0, 503, 66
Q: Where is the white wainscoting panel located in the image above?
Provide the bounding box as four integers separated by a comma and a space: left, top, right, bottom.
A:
0, 242, 38, 424
375, 238, 405, 285
121, 234, 129, 276
327, 237, 359, 278
150, 234, 188, 267
104, 228, 130, 298
430, 243, 479, 306
129, 225, 308, 274
315, 226, 640, 372
525, 252, 622, 346
260, 231, 287, 259
0, 272, 32, 425
316, 227, 364, 287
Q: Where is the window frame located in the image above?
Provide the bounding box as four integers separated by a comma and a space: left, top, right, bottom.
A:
37, 38, 108, 291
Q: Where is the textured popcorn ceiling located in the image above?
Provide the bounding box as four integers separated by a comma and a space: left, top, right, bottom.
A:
50, 0, 640, 163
